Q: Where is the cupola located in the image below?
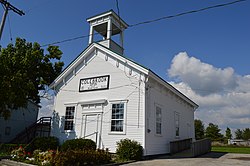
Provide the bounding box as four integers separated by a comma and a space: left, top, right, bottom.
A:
87, 10, 128, 55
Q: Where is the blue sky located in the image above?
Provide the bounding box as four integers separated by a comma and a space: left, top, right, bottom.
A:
1, 0, 250, 133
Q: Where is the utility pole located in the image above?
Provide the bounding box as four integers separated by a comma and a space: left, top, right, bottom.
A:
0, 0, 24, 40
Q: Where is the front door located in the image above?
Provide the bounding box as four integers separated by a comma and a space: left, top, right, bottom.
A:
81, 104, 103, 148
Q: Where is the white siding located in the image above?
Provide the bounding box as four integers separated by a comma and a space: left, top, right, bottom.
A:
51, 44, 196, 155
52, 48, 146, 153
0, 101, 39, 143
144, 78, 195, 155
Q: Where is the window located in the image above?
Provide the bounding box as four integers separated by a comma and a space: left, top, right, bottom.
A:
64, 106, 75, 130
5, 127, 11, 135
156, 106, 162, 135
111, 103, 125, 132
175, 112, 180, 137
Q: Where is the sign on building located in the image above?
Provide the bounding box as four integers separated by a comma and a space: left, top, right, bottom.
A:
79, 75, 110, 92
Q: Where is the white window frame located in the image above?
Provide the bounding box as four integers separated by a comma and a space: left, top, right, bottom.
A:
109, 100, 127, 135
64, 106, 76, 131
175, 112, 180, 137
155, 106, 162, 135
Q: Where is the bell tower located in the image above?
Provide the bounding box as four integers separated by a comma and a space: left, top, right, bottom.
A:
87, 10, 128, 55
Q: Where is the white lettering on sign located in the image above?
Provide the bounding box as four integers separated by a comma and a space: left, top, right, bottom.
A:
79, 75, 110, 92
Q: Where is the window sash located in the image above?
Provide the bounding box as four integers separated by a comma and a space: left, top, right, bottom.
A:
65, 106, 75, 119
156, 122, 161, 134
111, 120, 123, 132
175, 112, 180, 137
111, 103, 124, 132
176, 126, 180, 137
64, 106, 75, 130
156, 106, 162, 134
64, 120, 74, 130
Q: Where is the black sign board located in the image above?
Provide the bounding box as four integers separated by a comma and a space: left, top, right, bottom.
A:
79, 75, 110, 92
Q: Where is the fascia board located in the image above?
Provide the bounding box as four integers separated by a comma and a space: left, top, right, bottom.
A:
87, 11, 113, 22
95, 44, 149, 75
87, 10, 128, 28
148, 70, 199, 109
49, 44, 96, 88
50, 43, 149, 89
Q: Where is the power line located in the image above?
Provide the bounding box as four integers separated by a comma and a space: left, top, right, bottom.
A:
115, 0, 122, 29
115, 0, 120, 17
41, 29, 119, 47
24, 0, 54, 14
129, 0, 246, 27
40, 0, 247, 47
0, 0, 25, 40
41, 34, 90, 47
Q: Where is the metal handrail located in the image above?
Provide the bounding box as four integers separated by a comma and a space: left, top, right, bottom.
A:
83, 131, 97, 139
10, 117, 52, 143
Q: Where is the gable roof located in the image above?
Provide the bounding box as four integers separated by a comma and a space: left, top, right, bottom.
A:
49, 42, 148, 88
50, 43, 198, 109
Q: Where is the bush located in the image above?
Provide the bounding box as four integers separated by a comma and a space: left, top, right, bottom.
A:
33, 149, 56, 165
61, 138, 96, 151
0, 144, 26, 155
25, 137, 59, 152
11, 145, 32, 162
52, 149, 111, 166
116, 138, 143, 161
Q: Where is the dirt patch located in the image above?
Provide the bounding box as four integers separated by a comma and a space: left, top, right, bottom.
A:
231, 157, 250, 161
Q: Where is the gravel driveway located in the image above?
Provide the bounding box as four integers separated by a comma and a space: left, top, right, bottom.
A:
124, 152, 250, 166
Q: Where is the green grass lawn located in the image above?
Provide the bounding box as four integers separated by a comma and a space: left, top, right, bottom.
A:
212, 146, 250, 154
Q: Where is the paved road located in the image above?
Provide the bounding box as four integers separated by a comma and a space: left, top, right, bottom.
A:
125, 152, 250, 166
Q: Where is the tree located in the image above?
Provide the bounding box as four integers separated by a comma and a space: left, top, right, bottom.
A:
0, 38, 64, 119
205, 123, 223, 141
225, 127, 232, 140
235, 129, 243, 139
242, 128, 250, 140
194, 119, 205, 140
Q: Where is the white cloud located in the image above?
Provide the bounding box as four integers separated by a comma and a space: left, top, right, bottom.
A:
38, 97, 54, 119
236, 75, 250, 92
168, 52, 250, 133
168, 52, 237, 96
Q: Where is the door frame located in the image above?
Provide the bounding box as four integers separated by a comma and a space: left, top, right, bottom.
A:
80, 105, 104, 149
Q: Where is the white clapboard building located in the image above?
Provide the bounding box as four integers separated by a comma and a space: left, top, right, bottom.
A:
0, 101, 39, 143
50, 10, 198, 155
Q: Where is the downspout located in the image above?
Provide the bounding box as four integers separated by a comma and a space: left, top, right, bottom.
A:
144, 75, 150, 156
137, 74, 141, 128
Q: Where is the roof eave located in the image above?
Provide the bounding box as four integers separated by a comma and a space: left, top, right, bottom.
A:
86, 9, 129, 28
94, 42, 149, 74
49, 43, 96, 89
49, 43, 149, 89
148, 70, 199, 109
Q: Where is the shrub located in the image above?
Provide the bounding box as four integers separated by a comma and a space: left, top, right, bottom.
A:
11, 145, 31, 161
52, 149, 111, 166
33, 149, 56, 165
116, 138, 143, 161
25, 137, 59, 152
61, 138, 96, 151
0, 144, 26, 155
